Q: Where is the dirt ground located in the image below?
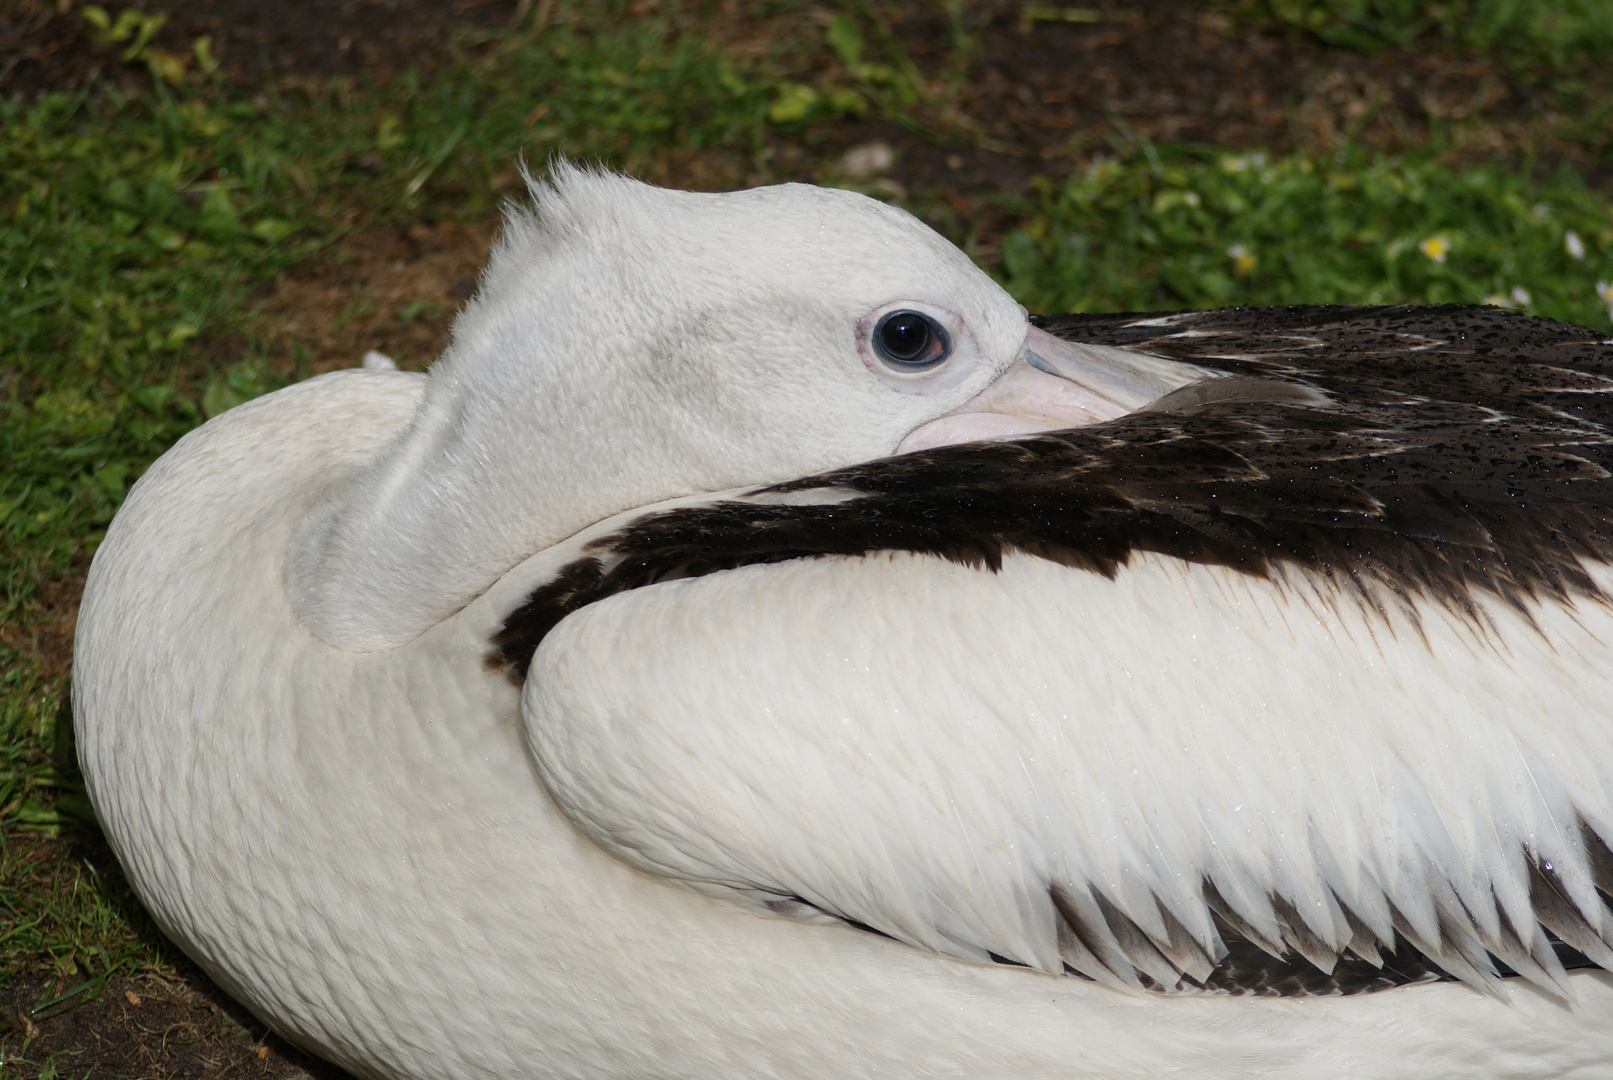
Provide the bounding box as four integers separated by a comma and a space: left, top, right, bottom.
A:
3, 1, 1611, 1076
2, 966, 348, 1080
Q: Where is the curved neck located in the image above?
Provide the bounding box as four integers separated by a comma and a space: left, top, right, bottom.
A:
287, 359, 699, 652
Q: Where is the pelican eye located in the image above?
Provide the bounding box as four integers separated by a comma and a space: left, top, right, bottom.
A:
873, 310, 951, 370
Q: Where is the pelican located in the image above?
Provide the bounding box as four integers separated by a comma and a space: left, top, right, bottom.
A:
75, 165, 1613, 1079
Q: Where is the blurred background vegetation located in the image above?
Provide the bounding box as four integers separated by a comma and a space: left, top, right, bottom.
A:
1, 0, 1611, 1065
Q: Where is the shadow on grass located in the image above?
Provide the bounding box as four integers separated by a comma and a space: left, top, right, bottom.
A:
3, 821, 357, 1080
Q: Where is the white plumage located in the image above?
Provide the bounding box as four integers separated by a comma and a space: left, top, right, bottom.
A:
75, 165, 1613, 1079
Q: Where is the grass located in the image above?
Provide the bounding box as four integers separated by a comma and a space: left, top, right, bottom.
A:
1231, 0, 1613, 69
990, 147, 1613, 320
1, 0, 1612, 990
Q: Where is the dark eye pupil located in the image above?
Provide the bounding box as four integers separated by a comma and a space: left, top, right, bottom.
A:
871, 309, 951, 370
879, 313, 931, 361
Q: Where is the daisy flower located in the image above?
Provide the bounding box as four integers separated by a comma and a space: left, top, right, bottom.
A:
1419, 235, 1450, 263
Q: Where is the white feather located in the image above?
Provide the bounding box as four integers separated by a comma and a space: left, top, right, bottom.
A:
526, 542, 1613, 992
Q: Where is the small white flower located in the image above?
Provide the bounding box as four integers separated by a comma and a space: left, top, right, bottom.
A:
1226, 244, 1257, 275
1510, 286, 1532, 307
1566, 231, 1586, 260
1597, 281, 1613, 302
1419, 235, 1450, 263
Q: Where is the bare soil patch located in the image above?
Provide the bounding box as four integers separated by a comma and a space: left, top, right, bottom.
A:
4, 965, 348, 1080
1, 0, 526, 97
244, 216, 503, 375
0, 570, 84, 683
2, 823, 357, 1077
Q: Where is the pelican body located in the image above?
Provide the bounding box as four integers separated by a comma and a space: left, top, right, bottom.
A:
75, 168, 1613, 1079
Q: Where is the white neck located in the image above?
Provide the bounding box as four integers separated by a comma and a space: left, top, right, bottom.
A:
287, 338, 726, 652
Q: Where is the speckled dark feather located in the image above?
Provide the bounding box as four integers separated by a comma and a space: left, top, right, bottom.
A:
490, 303, 1613, 995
